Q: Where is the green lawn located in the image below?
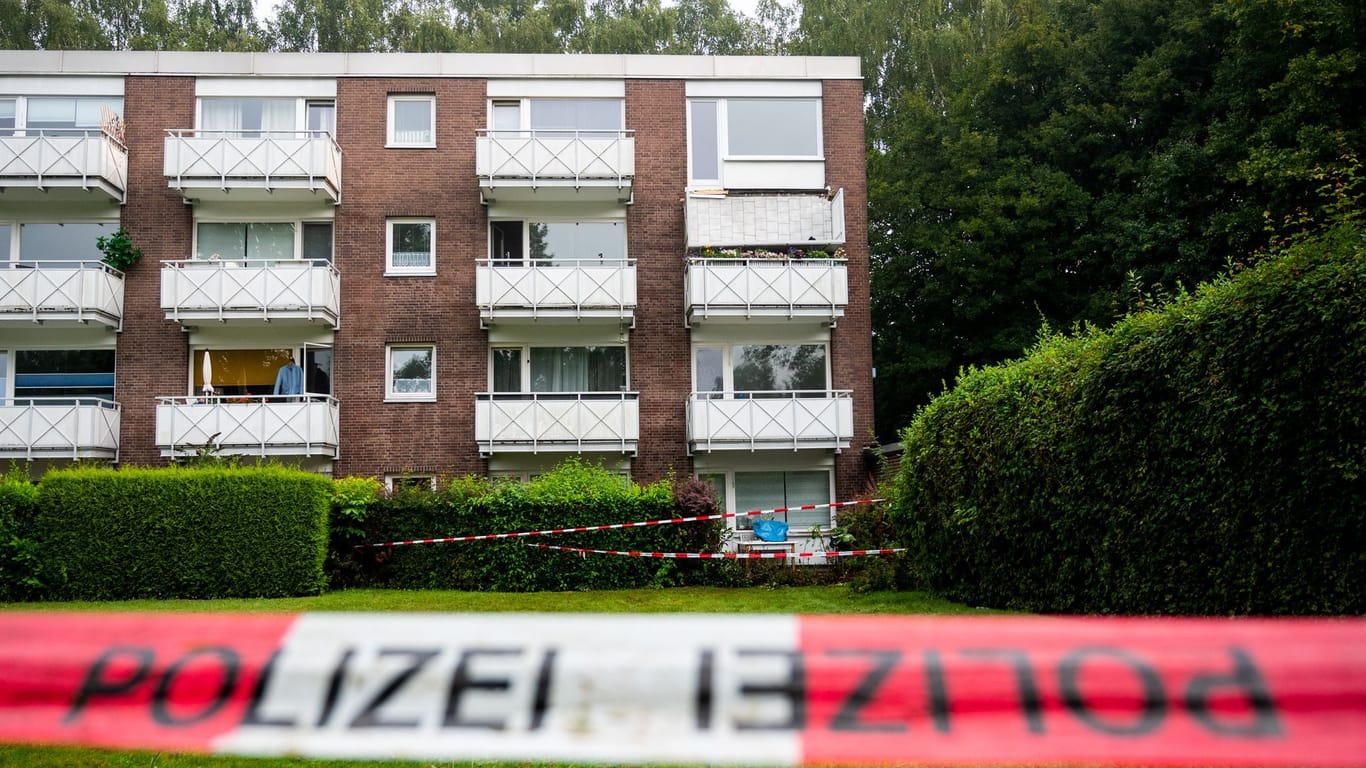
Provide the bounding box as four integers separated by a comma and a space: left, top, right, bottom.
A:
0, 587, 992, 768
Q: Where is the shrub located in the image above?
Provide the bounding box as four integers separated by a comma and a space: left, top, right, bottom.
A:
35, 465, 330, 600
0, 467, 41, 602
892, 220, 1366, 615
346, 460, 724, 592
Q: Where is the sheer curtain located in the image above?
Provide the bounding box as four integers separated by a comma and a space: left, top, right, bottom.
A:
201, 98, 296, 136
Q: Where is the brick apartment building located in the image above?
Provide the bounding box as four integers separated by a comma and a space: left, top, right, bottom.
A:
0, 51, 872, 552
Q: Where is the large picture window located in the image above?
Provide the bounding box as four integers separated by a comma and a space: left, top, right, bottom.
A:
493, 346, 626, 393
489, 220, 625, 266
726, 99, 820, 157
491, 99, 623, 136
694, 344, 828, 396
11, 349, 116, 403
200, 98, 295, 137
2, 96, 124, 135
12, 222, 115, 265
735, 470, 831, 528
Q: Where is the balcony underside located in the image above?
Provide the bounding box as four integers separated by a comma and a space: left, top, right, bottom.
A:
167, 177, 340, 204
478, 178, 632, 204
163, 307, 340, 328
0, 444, 118, 460
689, 436, 851, 452
0, 307, 122, 329
685, 305, 845, 325
480, 306, 634, 326
0, 177, 124, 202
160, 442, 338, 459
479, 439, 638, 456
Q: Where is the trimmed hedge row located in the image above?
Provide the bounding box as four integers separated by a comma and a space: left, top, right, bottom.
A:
332, 460, 724, 592
35, 466, 330, 600
892, 221, 1366, 614
0, 474, 40, 602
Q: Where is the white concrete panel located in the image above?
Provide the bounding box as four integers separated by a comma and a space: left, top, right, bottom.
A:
485, 200, 628, 221
0, 51, 62, 73
0, 200, 122, 221
689, 323, 829, 345
197, 78, 336, 98
0, 325, 118, 349
156, 51, 253, 74
486, 324, 627, 345
487, 79, 624, 98
187, 325, 335, 348
531, 54, 626, 77
686, 80, 823, 98
488, 452, 630, 475
713, 56, 811, 80
626, 56, 715, 79
61, 50, 157, 74
441, 53, 535, 77
346, 52, 442, 76
692, 450, 835, 471
253, 53, 349, 76
721, 160, 825, 190
190, 200, 337, 222
0, 76, 123, 95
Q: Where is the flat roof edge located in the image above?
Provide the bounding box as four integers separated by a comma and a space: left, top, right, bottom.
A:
0, 51, 862, 80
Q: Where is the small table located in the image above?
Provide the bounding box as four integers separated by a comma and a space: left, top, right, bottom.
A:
740, 540, 796, 564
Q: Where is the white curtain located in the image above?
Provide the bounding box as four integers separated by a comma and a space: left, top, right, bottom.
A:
201, 98, 295, 135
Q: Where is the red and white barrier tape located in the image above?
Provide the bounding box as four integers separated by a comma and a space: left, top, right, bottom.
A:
1, 612, 1362, 765
529, 542, 906, 559
363, 498, 885, 549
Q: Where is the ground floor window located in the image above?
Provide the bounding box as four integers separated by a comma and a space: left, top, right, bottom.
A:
385, 474, 436, 492
699, 468, 832, 531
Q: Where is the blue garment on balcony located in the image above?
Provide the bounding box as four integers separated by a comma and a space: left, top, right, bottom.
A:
273, 363, 304, 396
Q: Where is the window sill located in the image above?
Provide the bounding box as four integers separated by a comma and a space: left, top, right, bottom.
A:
385, 143, 437, 149
384, 270, 436, 277
385, 396, 437, 403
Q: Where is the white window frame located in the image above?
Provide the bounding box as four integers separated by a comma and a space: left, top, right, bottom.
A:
386, 218, 436, 276
489, 344, 630, 393
697, 468, 835, 533
485, 97, 625, 133
1, 219, 121, 263
387, 95, 436, 148
1, 95, 125, 135
385, 473, 437, 492
691, 342, 831, 395
386, 344, 436, 403
686, 96, 824, 187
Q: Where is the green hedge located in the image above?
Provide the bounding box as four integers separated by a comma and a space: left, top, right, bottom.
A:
334, 460, 723, 592
35, 466, 330, 600
0, 472, 40, 602
892, 221, 1366, 614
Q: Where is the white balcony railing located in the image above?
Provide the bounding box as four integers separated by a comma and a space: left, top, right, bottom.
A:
0, 261, 125, 329
0, 398, 121, 460
0, 130, 128, 200
685, 257, 847, 324
476, 259, 636, 324
161, 258, 340, 327
687, 391, 854, 452
164, 130, 341, 202
476, 392, 639, 454
476, 129, 634, 201
685, 189, 846, 249
155, 395, 339, 459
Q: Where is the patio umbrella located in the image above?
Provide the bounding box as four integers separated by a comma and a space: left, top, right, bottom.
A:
201, 351, 214, 395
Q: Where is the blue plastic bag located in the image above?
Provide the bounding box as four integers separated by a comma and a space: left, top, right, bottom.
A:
752, 518, 789, 542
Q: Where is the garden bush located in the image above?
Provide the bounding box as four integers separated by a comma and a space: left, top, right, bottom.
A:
0, 468, 40, 602
342, 460, 724, 592
892, 220, 1366, 614
35, 465, 330, 600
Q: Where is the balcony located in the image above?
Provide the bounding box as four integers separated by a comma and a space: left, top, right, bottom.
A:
0, 261, 125, 330
685, 257, 847, 325
0, 398, 121, 461
476, 392, 639, 455
155, 395, 339, 459
476, 259, 635, 325
476, 129, 634, 203
687, 391, 854, 452
161, 259, 340, 328
0, 129, 128, 201
163, 130, 341, 203
685, 189, 845, 249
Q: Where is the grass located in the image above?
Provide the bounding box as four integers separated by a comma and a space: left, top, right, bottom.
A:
0, 585, 989, 615
0, 586, 994, 768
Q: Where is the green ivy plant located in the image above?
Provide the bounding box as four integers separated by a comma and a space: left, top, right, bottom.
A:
96, 227, 142, 271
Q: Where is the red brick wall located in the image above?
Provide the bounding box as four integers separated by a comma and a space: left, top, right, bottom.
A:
824, 79, 877, 500
626, 80, 692, 485
331, 78, 488, 480
116, 76, 195, 466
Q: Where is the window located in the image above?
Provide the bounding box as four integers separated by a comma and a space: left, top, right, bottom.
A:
490, 99, 623, 136
11, 349, 116, 404
14, 96, 123, 135
194, 349, 298, 397
306, 100, 336, 136
387, 345, 434, 401
492, 346, 626, 393
388, 95, 434, 147
687, 97, 822, 185
302, 222, 334, 264
11, 222, 116, 266
385, 474, 436, 492
196, 222, 294, 262
387, 219, 434, 274
489, 220, 625, 266
735, 470, 831, 529
0, 99, 14, 135
694, 344, 828, 396
200, 98, 295, 137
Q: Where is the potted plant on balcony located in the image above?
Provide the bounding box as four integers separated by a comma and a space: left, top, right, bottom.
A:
96, 227, 142, 271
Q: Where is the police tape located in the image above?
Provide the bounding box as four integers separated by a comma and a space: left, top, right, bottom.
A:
1, 612, 1363, 765
529, 542, 907, 559
362, 498, 885, 549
